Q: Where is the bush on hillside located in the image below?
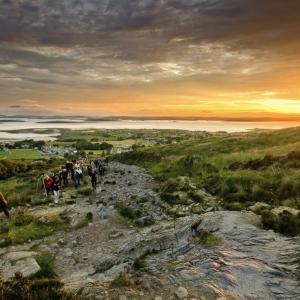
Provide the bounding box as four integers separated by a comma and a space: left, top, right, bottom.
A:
0, 160, 31, 180
116, 204, 141, 220
7, 192, 32, 207
109, 274, 133, 288
179, 155, 199, 173
261, 210, 300, 236
114, 150, 162, 165
75, 140, 113, 151
11, 209, 35, 227
223, 202, 245, 211
75, 212, 93, 229
77, 187, 93, 196
32, 253, 56, 279
159, 177, 197, 204
0, 273, 77, 300
1, 212, 67, 246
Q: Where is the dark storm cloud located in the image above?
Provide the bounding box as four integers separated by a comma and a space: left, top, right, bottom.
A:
0, 0, 299, 94
1, 0, 299, 49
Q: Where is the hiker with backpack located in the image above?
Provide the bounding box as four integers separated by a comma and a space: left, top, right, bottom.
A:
0, 192, 10, 219
88, 160, 97, 191
74, 161, 83, 188
60, 166, 69, 187
69, 160, 76, 186
51, 175, 61, 204
65, 160, 73, 175
98, 160, 105, 176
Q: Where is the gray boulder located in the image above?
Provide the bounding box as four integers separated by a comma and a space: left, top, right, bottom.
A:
136, 216, 155, 227
175, 287, 189, 299
249, 202, 270, 213
0, 251, 40, 280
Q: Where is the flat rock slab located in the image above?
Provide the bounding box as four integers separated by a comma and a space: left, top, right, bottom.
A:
5, 251, 37, 261
0, 251, 40, 280
137, 211, 300, 299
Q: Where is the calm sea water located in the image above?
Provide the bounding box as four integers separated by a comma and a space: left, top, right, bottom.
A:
0, 118, 299, 140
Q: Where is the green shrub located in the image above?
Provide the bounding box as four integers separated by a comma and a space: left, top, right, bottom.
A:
251, 184, 273, 203
261, 210, 300, 236
0, 160, 31, 180
160, 177, 196, 204
223, 202, 245, 211
202, 174, 223, 195
115, 150, 162, 165
7, 193, 32, 207
0, 223, 9, 234
0, 237, 12, 247
117, 204, 141, 220
75, 212, 93, 229
133, 255, 147, 270
160, 178, 179, 194
0, 273, 77, 300
277, 211, 300, 236
133, 250, 159, 270
192, 231, 223, 247
11, 210, 35, 227
86, 212, 93, 221
109, 274, 133, 288
278, 177, 300, 200
32, 253, 56, 279
3, 215, 66, 245
224, 190, 248, 203
77, 187, 92, 196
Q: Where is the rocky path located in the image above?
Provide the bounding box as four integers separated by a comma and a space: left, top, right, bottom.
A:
1, 162, 300, 300
135, 211, 300, 300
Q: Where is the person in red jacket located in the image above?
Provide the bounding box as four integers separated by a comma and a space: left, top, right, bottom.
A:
0, 192, 10, 219
43, 175, 53, 196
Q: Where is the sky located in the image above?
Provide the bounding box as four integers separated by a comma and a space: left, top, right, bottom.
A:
0, 0, 300, 119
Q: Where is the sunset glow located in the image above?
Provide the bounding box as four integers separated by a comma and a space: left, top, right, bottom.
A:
0, 0, 300, 120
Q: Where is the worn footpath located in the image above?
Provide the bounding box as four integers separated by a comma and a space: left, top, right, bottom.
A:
1, 162, 299, 299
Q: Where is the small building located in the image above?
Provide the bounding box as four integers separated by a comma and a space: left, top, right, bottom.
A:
110, 146, 132, 155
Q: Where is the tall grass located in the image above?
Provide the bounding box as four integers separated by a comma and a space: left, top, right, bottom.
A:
116, 127, 300, 208
0, 210, 67, 246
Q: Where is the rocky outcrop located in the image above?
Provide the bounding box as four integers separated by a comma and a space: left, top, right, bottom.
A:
249, 202, 271, 213
59, 209, 300, 299
0, 251, 40, 280
271, 206, 300, 216
94, 215, 201, 275
131, 211, 300, 299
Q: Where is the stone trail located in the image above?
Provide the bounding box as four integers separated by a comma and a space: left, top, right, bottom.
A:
136, 211, 300, 300
0, 162, 299, 300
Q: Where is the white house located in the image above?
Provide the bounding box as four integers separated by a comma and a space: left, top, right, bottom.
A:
110, 146, 132, 155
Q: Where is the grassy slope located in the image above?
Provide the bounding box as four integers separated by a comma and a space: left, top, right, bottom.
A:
116, 127, 300, 209
0, 149, 49, 160
0, 158, 64, 207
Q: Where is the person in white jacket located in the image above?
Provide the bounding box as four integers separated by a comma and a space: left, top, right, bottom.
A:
74, 162, 83, 188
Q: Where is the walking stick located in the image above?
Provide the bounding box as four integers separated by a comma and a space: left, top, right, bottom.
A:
43, 179, 48, 196
36, 175, 41, 193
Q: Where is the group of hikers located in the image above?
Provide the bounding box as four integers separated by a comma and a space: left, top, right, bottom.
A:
43, 159, 106, 203
0, 158, 107, 219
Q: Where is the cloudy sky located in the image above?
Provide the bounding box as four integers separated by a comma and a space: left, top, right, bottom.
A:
0, 0, 300, 119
